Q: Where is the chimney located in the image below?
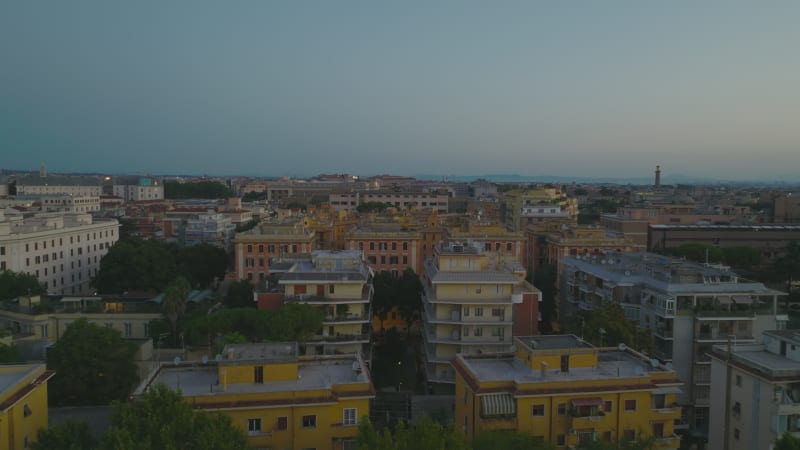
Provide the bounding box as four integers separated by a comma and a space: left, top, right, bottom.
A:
654, 165, 661, 188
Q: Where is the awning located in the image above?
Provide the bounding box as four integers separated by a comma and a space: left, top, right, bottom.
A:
480, 393, 516, 417
732, 295, 753, 304
652, 386, 682, 395
571, 397, 603, 407
716, 296, 733, 305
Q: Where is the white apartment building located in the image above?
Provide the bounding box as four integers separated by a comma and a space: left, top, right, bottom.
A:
0, 211, 119, 295
560, 251, 787, 445
421, 243, 537, 389
111, 177, 164, 201
38, 195, 101, 213
184, 211, 235, 249
329, 191, 449, 213
709, 331, 800, 450
16, 177, 102, 197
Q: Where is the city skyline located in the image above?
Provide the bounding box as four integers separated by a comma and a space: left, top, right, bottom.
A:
2, 2, 799, 180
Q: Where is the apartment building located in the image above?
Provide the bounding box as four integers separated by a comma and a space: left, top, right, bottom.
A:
709, 331, 800, 450
278, 251, 373, 360
532, 224, 636, 276
446, 222, 526, 268
453, 335, 682, 449
0, 211, 119, 295
34, 194, 101, 213
233, 222, 316, 282
133, 343, 374, 450
15, 175, 103, 197
111, 176, 164, 201
184, 211, 235, 250
344, 224, 422, 275
421, 243, 539, 389
0, 364, 55, 450
329, 191, 449, 213
560, 251, 787, 444
502, 188, 578, 231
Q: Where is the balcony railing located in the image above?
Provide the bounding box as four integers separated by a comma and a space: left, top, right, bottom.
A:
307, 333, 369, 343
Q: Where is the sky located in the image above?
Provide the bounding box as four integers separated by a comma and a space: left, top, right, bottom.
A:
1, 2, 799, 181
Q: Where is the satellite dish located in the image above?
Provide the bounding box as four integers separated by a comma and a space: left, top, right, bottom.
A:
215, 354, 223, 362
617, 343, 627, 351
202, 355, 209, 364
173, 356, 181, 366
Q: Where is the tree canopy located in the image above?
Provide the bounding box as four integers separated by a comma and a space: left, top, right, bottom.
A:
103, 384, 247, 450
163, 277, 191, 346
472, 430, 555, 450
164, 180, 233, 199
373, 269, 422, 331
0, 270, 45, 300
563, 303, 653, 354
356, 415, 469, 450
93, 238, 228, 294
775, 432, 800, 450
46, 319, 139, 406
224, 280, 255, 308
32, 419, 97, 450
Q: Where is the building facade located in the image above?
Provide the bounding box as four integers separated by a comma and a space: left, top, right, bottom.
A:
329, 191, 449, 213
421, 243, 539, 388
502, 189, 578, 231
184, 211, 235, 250
279, 251, 373, 360
0, 211, 119, 295
453, 335, 682, 449
560, 251, 787, 444
709, 331, 800, 450
0, 364, 55, 450
233, 223, 316, 282
133, 343, 374, 450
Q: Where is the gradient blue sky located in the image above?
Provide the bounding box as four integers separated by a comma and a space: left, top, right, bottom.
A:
1, 2, 799, 180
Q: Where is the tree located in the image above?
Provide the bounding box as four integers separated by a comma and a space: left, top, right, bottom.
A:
32, 419, 97, 450
372, 270, 422, 334
775, 432, 800, 450
225, 280, 255, 308
46, 319, 139, 406
0, 270, 46, 300
0, 343, 23, 363
102, 384, 247, 450
164, 180, 233, 199
92, 237, 178, 294
473, 430, 556, 450
163, 277, 191, 347
356, 415, 468, 450
531, 264, 557, 332
672, 243, 723, 264
176, 244, 228, 288
564, 303, 653, 354
773, 241, 800, 298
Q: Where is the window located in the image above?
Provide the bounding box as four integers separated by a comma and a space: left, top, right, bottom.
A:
463, 307, 469, 317
247, 418, 262, 434
624, 399, 637, 411
392, 242, 397, 250
734, 428, 740, 440
463, 327, 469, 336
24, 403, 32, 417
602, 431, 612, 441
491, 308, 503, 317
604, 400, 612, 412
343, 408, 357, 425
507, 243, 512, 251
247, 245, 253, 252
556, 435, 565, 446
254, 366, 264, 383
557, 403, 567, 416
623, 429, 636, 441
258, 257, 265, 267
474, 328, 483, 337
735, 375, 742, 387
276, 416, 288, 430
732, 402, 741, 418
124, 323, 132, 337
531, 404, 545, 416
370, 242, 375, 250
259, 244, 264, 252
302, 415, 317, 428
474, 307, 483, 317
403, 242, 408, 251
402, 256, 407, 264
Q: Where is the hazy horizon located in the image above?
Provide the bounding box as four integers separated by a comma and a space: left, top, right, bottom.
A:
2, 2, 799, 180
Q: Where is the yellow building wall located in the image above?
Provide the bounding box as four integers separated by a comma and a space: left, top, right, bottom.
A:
0, 367, 50, 450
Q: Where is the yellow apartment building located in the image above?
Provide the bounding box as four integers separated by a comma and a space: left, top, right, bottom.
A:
422, 244, 539, 389
453, 335, 682, 449
0, 364, 55, 450
134, 343, 374, 450
279, 250, 373, 360
502, 188, 578, 232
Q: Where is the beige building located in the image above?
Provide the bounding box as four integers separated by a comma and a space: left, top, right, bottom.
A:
0, 211, 119, 295
421, 243, 539, 389
709, 330, 800, 450
329, 191, 449, 213
502, 188, 578, 231
279, 251, 373, 360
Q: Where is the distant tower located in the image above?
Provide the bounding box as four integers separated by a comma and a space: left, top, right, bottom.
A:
654, 165, 661, 188
40, 163, 47, 178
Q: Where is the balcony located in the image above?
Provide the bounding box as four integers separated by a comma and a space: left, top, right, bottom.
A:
654, 433, 681, 446
323, 311, 371, 324
570, 414, 605, 429
285, 285, 372, 305
307, 333, 369, 343
654, 327, 674, 339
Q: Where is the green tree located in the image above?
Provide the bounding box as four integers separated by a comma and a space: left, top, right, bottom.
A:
531, 264, 557, 332
672, 243, 723, 264
266, 303, 325, 342
92, 237, 178, 293
473, 430, 556, 450
102, 384, 247, 450
775, 432, 800, 450
164, 180, 233, 199
225, 280, 255, 308
163, 277, 191, 347
372, 269, 422, 333
32, 419, 97, 450
773, 241, 800, 298
0, 343, 22, 363
176, 244, 229, 288
46, 319, 139, 406
565, 303, 653, 354
0, 270, 46, 300
356, 414, 468, 450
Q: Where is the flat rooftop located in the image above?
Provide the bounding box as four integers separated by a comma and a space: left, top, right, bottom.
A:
139, 356, 369, 397
516, 335, 593, 351
0, 364, 42, 395
222, 342, 298, 363
461, 350, 671, 384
